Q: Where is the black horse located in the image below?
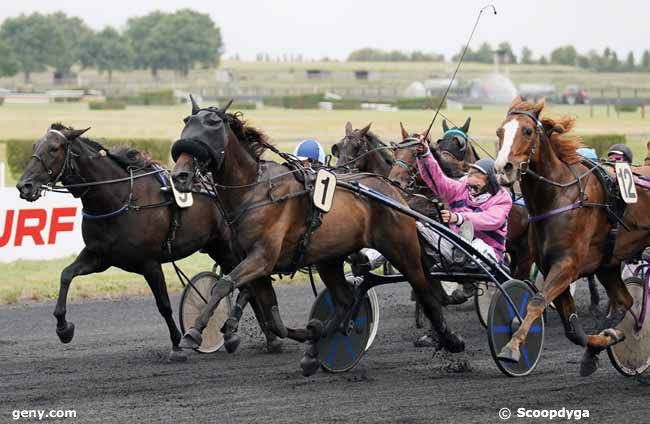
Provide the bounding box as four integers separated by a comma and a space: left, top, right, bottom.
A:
16, 124, 282, 361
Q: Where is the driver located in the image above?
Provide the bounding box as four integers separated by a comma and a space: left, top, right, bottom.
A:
415, 139, 513, 302
606, 144, 633, 164
293, 138, 326, 167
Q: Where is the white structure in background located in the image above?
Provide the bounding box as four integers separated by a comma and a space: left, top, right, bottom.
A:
402, 81, 426, 98
468, 73, 518, 104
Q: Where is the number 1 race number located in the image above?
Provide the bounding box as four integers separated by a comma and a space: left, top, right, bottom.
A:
170, 179, 194, 208
615, 162, 638, 204
313, 169, 337, 212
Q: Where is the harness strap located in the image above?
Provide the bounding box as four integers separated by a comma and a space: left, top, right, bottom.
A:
528, 202, 582, 223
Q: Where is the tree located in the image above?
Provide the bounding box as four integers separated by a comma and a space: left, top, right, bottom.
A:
0, 39, 20, 77
47, 12, 93, 78
475, 42, 493, 63
0, 13, 63, 83
625, 51, 636, 71
497, 42, 517, 64
520, 46, 533, 64
550, 45, 577, 66
125, 11, 165, 75
642, 50, 650, 71
139, 9, 223, 77
538, 55, 548, 65
80, 27, 133, 83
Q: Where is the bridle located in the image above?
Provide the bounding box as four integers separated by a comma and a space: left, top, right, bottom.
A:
30, 129, 78, 187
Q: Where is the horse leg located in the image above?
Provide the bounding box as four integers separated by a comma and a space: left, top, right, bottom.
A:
300, 257, 352, 376
141, 262, 186, 362
180, 246, 280, 350
53, 248, 106, 344
220, 288, 252, 354
497, 259, 575, 363
248, 278, 285, 353
579, 266, 633, 376
587, 275, 602, 316
554, 288, 588, 347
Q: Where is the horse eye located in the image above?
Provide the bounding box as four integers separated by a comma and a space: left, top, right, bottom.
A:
183, 116, 190, 124
496, 128, 503, 138
523, 127, 533, 136
49, 145, 59, 153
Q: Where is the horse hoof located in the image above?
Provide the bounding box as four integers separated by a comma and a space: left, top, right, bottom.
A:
179, 328, 202, 350
168, 347, 187, 362
440, 332, 465, 353
56, 322, 75, 344
300, 354, 320, 377
224, 333, 241, 354
267, 337, 283, 354
447, 289, 471, 305
580, 352, 600, 377
497, 345, 520, 363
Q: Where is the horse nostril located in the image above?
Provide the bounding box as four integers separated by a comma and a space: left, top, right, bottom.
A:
504, 162, 514, 173
174, 172, 190, 184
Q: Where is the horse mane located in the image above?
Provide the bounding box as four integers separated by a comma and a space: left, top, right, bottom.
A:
507, 98, 583, 165
217, 110, 271, 160
364, 130, 394, 164
50, 122, 158, 169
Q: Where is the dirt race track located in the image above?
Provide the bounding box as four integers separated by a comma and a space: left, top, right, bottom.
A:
2, 281, 649, 423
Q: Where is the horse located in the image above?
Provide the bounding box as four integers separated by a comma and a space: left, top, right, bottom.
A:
494, 97, 650, 376
170, 98, 465, 376
15, 124, 282, 361
331, 121, 395, 176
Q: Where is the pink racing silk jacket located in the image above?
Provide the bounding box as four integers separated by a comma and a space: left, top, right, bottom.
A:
416, 150, 512, 260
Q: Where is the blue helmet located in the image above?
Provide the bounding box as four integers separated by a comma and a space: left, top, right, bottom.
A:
293, 139, 325, 164
576, 147, 598, 160
469, 158, 500, 194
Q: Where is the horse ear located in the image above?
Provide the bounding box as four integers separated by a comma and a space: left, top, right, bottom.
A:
345, 121, 353, 136
221, 99, 234, 114
400, 122, 409, 140
189, 94, 200, 114
461, 117, 471, 133
331, 143, 339, 158
359, 122, 372, 137
442, 120, 449, 132
532, 98, 546, 118
67, 127, 90, 140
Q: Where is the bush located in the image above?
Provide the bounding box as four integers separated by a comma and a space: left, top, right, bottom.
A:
0, 97, 4, 106
140, 89, 176, 106
392, 97, 446, 110
89, 100, 127, 110
581, 134, 626, 157
230, 102, 257, 110
5, 138, 172, 179
615, 104, 638, 113
463, 105, 483, 111
332, 99, 363, 110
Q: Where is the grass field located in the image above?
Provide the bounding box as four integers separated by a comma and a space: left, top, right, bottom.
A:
1, 101, 649, 304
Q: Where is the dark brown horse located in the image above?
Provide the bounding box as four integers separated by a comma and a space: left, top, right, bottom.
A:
331, 122, 395, 176
170, 99, 464, 375
494, 97, 650, 376
15, 124, 281, 361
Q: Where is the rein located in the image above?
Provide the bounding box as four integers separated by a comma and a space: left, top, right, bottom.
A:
36, 130, 172, 220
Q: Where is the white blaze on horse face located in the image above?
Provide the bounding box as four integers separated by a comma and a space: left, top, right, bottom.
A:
495, 119, 519, 171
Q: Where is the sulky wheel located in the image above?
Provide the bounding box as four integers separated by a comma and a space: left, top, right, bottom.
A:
607, 277, 650, 376
487, 279, 544, 377
179, 271, 232, 353
475, 281, 497, 328
309, 288, 373, 373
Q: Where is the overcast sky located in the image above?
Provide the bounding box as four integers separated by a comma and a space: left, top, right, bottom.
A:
2, 0, 648, 61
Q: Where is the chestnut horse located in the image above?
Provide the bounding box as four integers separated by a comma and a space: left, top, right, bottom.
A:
494, 97, 650, 376
170, 99, 464, 376
16, 124, 281, 361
